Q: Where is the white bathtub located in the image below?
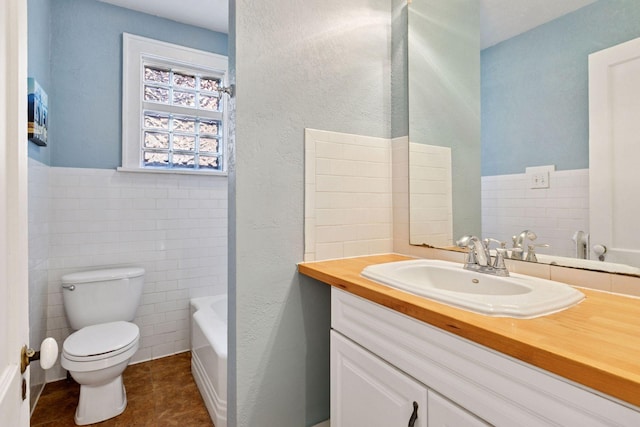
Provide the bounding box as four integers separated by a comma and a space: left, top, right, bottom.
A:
191, 295, 227, 427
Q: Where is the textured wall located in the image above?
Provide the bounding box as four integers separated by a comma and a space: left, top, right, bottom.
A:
48, 0, 227, 169
230, 0, 392, 425
482, 0, 640, 176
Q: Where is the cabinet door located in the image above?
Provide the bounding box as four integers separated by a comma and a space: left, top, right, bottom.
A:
428, 390, 490, 427
331, 331, 427, 427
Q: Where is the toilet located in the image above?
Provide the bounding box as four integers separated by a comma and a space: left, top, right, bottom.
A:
60, 267, 145, 425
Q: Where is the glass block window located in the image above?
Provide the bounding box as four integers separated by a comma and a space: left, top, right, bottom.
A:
122, 34, 228, 175
143, 67, 222, 112
141, 65, 224, 170
142, 112, 222, 170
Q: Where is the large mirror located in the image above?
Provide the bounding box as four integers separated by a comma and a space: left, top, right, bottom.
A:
408, 0, 640, 275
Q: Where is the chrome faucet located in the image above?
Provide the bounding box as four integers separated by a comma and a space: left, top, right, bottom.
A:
457, 235, 489, 267
456, 235, 509, 276
512, 230, 537, 260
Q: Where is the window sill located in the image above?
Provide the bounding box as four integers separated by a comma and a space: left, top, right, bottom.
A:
117, 167, 228, 177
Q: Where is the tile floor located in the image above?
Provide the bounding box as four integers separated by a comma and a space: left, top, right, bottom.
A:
31, 352, 214, 427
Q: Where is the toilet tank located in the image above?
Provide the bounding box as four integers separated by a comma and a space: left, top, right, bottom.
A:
61, 267, 145, 330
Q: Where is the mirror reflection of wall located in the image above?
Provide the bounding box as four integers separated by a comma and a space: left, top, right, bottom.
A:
481, 0, 640, 259
408, 0, 481, 247
409, 0, 640, 271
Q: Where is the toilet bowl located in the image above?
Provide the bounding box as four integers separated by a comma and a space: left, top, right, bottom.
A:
60, 267, 145, 425
61, 321, 140, 425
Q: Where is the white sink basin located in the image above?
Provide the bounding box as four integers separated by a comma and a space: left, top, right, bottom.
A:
361, 259, 585, 319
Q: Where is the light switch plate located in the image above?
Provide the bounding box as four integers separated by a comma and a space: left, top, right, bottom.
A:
526, 165, 554, 189
529, 171, 549, 189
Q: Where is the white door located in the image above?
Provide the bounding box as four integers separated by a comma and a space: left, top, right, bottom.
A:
589, 37, 640, 266
0, 0, 30, 425
331, 331, 428, 427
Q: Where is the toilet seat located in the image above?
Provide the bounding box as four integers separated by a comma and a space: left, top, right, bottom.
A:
61, 322, 140, 426
62, 321, 139, 365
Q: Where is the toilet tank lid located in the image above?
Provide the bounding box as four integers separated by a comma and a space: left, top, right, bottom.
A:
61, 267, 145, 284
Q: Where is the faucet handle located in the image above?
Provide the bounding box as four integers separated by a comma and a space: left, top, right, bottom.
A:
526, 244, 550, 262
466, 247, 478, 266
483, 238, 506, 265
456, 235, 477, 266
493, 248, 510, 276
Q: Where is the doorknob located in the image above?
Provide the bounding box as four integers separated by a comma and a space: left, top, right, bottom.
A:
593, 244, 607, 261
21, 337, 58, 373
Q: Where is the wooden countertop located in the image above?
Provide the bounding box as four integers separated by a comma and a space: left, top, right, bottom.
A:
298, 254, 640, 408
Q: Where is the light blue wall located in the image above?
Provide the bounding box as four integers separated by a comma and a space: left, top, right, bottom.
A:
482, 0, 640, 176
46, 0, 227, 169
27, 0, 52, 165
229, 0, 392, 425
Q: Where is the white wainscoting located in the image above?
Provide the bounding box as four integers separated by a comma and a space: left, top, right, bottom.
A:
44, 166, 228, 380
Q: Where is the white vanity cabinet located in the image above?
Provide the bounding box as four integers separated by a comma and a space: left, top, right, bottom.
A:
332, 330, 488, 426
331, 331, 428, 426
330, 288, 640, 427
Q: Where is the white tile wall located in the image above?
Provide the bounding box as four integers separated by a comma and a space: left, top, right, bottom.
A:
392, 136, 410, 250
409, 142, 453, 246
44, 167, 228, 381
28, 158, 50, 408
482, 169, 589, 258
304, 129, 393, 261
392, 137, 465, 262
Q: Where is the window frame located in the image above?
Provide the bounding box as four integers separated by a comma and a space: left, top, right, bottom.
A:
120, 33, 228, 175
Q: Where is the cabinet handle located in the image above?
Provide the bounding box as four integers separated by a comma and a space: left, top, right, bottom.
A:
408, 401, 418, 427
